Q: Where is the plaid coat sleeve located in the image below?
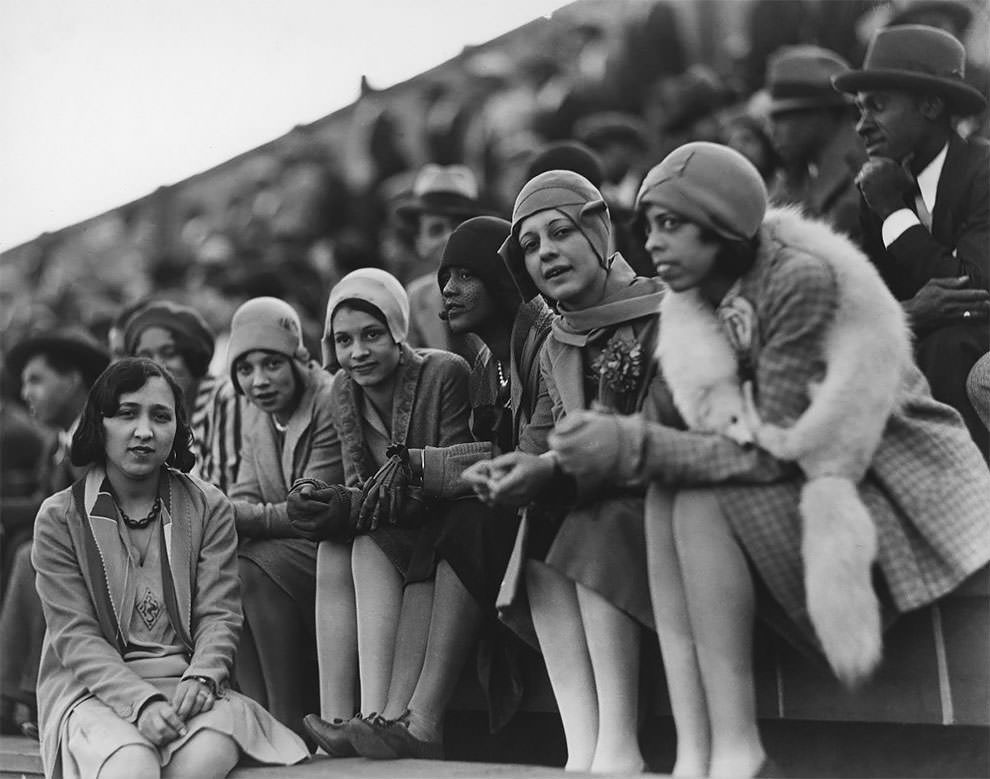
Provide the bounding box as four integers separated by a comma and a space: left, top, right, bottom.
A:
627, 249, 838, 485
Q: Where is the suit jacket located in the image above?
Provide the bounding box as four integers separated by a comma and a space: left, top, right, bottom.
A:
33, 468, 240, 777
229, 361, 342, 536
860, 134, 990, 300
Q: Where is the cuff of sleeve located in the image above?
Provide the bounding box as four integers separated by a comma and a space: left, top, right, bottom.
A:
881, 208, 921, 247
132, 693, 167, 724
614, 415, 647, 481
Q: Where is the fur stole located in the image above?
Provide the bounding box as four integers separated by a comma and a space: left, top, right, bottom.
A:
656, 206, 912, 687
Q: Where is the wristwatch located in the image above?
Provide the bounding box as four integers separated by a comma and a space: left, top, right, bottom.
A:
184, 675, 219, 697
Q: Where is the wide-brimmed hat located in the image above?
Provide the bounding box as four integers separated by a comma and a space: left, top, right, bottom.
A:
833, 25, 986, 115
766, 45, 854, 115
7, 329, 110, 390
394, 164, 489, 221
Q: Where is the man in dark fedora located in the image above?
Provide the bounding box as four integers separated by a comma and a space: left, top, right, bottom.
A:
766, 45, 866, 243
1, 329, 109, 736
397, 164, 492, 355
834, 24, 990, 453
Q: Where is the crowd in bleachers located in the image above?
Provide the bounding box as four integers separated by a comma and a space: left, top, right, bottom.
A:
2, 1, 990, 777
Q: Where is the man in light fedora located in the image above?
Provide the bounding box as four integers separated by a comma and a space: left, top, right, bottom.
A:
834, 24, 990, 453
766, 45, 866, 243
396, 164, 492, 357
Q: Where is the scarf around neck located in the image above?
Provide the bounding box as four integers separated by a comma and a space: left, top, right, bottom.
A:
552, 253, 664, 347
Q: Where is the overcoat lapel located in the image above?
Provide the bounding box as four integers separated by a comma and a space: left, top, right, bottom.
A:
931, 136, 964, 241
545, 339, 586, 413
390, 344, 425, 446
281, 378, 316, 481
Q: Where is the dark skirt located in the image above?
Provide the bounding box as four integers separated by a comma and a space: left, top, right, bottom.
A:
434, 499, 520, 612
238, 537, 318, 633
543, 495, 654, 631
367, 519, 442, 584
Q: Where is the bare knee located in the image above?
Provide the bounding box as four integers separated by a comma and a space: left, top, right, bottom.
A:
164, 730, 239, 779
317, 539, 354, 590
672, 489, 731, 547
98, 744, 159, 779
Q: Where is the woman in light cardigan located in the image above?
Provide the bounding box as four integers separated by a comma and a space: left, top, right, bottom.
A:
226, 297, 343, 738
33, 358, 307, 779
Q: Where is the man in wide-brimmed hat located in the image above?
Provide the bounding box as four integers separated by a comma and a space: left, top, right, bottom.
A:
834, 24, 989, 452
1, 328, 110, 737
766, 45, 866, 243
398, 164, 492, 357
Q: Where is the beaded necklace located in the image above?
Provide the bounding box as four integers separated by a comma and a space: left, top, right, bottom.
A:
115, 495, 163, 530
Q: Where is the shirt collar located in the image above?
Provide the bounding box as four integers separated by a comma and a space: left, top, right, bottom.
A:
916, 143, 947, 215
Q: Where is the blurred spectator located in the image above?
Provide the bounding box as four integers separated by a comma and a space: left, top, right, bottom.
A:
765, 45, 865, 242
611, 1, 686, 113
122, 300, 244, 493
0, 330, 110, 737
397, 165, 492, 358
719, 103, 780, 186
572, 114, 656, 277
743, 0, 811, 94
652, 65, 731, 159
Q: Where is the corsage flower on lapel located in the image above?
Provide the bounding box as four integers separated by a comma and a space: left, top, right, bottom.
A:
592, 332, 644, 414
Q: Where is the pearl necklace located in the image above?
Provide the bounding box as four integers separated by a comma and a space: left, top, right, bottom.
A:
495, 360, 509, 390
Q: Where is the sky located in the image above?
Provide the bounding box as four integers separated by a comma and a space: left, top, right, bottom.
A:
0, 0, 564, 252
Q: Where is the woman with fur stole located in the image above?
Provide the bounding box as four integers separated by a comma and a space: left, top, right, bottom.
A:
549, 142, 990, 779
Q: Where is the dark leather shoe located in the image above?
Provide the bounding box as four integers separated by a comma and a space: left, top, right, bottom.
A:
350, 710, 443, 760
302, 714, 357, 757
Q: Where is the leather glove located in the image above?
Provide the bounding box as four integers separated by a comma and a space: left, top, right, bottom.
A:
357, 444, 413, 532
288, 481, 354, 541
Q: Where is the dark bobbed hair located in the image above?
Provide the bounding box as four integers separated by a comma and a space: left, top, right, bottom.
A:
71, 357, 196, 472
330, 298, 392, 336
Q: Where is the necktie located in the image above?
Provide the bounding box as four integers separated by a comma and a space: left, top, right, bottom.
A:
913, 182, 933, 231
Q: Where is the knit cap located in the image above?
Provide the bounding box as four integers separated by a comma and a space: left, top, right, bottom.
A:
226, 297, 309, 393
123, 300, 216, 378
499, 170, 611, 301
634, 142, 767, 241
322, 268, 409, 371
437, 216, 520, 312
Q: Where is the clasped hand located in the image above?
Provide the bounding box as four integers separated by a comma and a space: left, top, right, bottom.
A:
357, 445, 413, 531
137, 678, 213, 746
287, 482, 351, 541
855, 155, 915, 219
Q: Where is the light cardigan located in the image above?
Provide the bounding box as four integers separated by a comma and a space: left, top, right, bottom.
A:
33, 468, 239, 778
230, 361, 343, 536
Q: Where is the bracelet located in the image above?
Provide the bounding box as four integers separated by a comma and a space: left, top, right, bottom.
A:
184, 675, 218, 696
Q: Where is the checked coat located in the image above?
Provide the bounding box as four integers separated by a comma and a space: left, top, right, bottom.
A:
622, 209, 990, 643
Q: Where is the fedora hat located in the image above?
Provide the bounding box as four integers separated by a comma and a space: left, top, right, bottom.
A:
766, 45, 854, 115
574, 112, 650, 151
394, 164, 489, 221
833, 25, 986, 115
7, 329, 110, 390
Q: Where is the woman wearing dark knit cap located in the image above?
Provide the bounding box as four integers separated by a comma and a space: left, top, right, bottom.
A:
474, 170, 666, 773
551, 142, 990, 778
123, 300, 243, 493
303, 217, 556, 760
